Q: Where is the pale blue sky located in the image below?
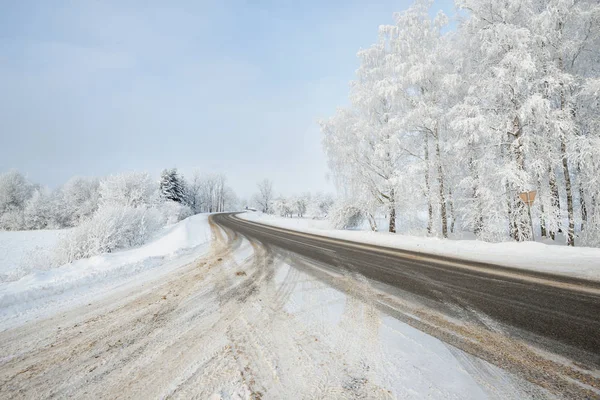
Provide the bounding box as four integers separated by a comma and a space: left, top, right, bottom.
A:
0, 0, 454, 198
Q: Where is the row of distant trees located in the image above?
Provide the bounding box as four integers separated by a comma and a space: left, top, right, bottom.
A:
0, 169, 238, 232
160, 169, 238, 214
247, 179, 334, 219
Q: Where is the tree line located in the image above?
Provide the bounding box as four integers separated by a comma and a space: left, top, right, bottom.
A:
321, 0, 600, 246
160, 169, 237, 214
247, 178, 334, 219
0, 168, 238, 232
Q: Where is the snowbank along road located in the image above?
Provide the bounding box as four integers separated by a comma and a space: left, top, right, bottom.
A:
0, 213, 599, 399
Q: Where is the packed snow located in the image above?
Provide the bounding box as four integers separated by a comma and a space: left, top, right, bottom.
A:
0, 213, 213, 329
240, 212, 600, 281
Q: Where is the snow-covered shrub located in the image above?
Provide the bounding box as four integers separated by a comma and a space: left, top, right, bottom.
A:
56, 205, 162, 264
99, 172, 158, 208
53, 177, 100, 228
23, 189, 52, 230
329, 201, 364, 230
307, 193, 334, 219
273, 196, 294, 217
0, 207, 25, 231
0, 170, 33, 214
160, 201, 193, 225
0, 170, 33, 230
53, 172, 198, 264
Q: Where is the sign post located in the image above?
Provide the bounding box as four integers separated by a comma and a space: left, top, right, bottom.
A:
518, 191, 537, 241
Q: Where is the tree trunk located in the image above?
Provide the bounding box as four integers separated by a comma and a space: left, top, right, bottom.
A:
577, 163, 587, 231
435, 130, 448, 238
561, 140, 575, 246
468, 155, 483, 236
511, 116, 529, 241
424, 133, 433, 235
499, 142, 516, 240
507, 189, 518, 240
448, 187, 455, 234
388, 188, 396, 233
536, 174, 547, 238
558, 41, 574, 246
548, 166, 561, 240
367, 213, 378, 232
539, 202, 547, 238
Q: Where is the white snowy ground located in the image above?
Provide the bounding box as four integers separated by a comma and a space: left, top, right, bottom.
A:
0, 213, 213, 329
0, 217, 543, 399
268, 262, 541, 399
240, 212, 600, 281
0, 228, 63, 283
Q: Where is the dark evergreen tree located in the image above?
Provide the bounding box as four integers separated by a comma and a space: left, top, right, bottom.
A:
160, 168, 186, 203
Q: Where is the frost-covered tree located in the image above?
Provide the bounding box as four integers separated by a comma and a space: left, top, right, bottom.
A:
253, 179, 274, 214
273, 196, 294, 218
53, 176, 100, 227
186, 171, 205, 213
23, 188, 53, 230
307, 192, 334, 218
0, 170, 33, 229
100, 172, 158, 208
322, 0, 453, 234
181, 171, 237, 214
322, 0, 600, 246
380, 0, 454, 237
289, 193, 309, 218
0, 170, 32, 213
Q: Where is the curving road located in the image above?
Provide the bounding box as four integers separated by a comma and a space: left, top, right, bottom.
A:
2, 213, 599, 398
212, 213, 600, 369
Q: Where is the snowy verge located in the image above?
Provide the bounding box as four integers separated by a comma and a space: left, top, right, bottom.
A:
0, 228, 64, 283
0, 213, 214, 329
240, 212, 600, 282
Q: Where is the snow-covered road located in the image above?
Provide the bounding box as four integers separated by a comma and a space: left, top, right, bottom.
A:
0, 218, 570, 399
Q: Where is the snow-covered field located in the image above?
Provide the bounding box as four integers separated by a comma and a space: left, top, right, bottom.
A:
0, 213, 213, 329
0, 228, 63, 283
240, 212, 600, 281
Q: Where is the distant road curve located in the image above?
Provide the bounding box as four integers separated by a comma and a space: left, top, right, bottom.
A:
212, 212, 600, 365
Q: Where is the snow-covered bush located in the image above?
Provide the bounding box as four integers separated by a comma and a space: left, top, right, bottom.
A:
99, 172, 158, 208
0, 170, 33, 230
0, 208, 25, 231
307, 193, 334, 219
52, 171, 201, 264
273, 196, 294, 217
0, 170, 32, 214
53, 177, 100, 228
23, 189, 52, 230
56, 205, 162, 264
53, 170, 201, 264
160, 201, 193, 225
329, 201, 364, 230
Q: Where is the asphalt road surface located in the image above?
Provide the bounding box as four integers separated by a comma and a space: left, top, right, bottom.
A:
212, 213, 600, 368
